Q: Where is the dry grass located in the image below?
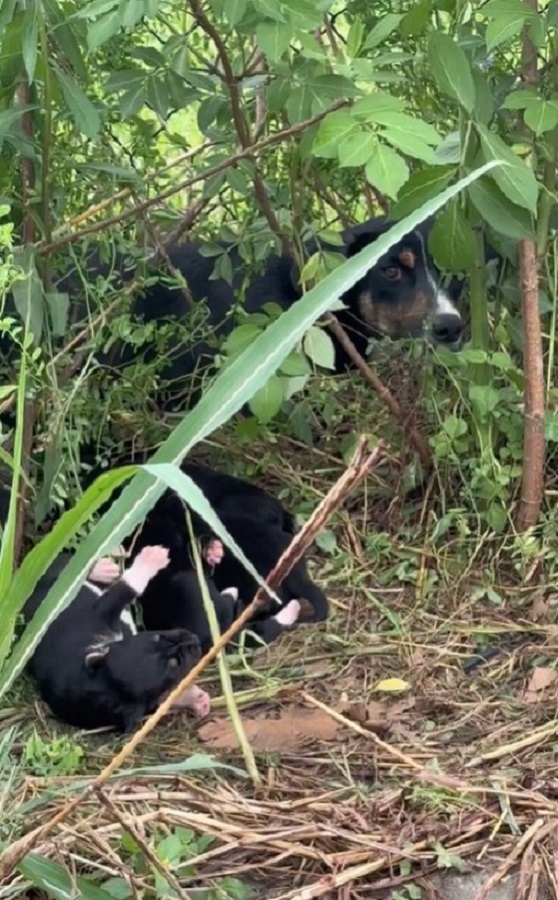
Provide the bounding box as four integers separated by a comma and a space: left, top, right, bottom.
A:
4, 367, 558, 899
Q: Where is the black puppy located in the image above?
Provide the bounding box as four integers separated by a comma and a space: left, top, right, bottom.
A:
24, 545, 210, 732
130, 463, 327, 646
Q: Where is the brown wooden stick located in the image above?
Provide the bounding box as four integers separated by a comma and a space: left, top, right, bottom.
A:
0, 436, 383, 880
325, 316, 432, 469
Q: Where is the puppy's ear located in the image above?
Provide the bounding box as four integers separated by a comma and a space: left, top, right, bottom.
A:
84, 645, 110, 671
346, 232, 379, 259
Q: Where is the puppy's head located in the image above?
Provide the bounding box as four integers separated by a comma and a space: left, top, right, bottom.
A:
85, 629, 201, 703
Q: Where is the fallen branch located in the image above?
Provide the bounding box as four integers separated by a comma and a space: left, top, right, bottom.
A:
0, 435, 383, 880
325, 316, 432, 470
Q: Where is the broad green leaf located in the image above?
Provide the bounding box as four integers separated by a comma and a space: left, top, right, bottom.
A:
0, 159, 501, 699
248, 374, 285, 423
524, 99, 558, 135
146, 75, 170, 120
223, 0, 248, 26
223, 323, 262, 356
391, 166, 454, 218
351, 93, 405, 119
120, 83, 147, 119
401, 0, 431, 36
477, 124, 538, 212
313, 109, 357, 158
467, 177, 534, 240
43, 0, 88, 80
252, 0, 286, 21
256, 21, 292, 61
428, 32, 475, 114
22, 6, 38, 84
370, 111, 441, 145
428, 202, 478, 271
337, 131, 377, 168
469, 384, 500, 417
86, 10, 121, 50
11, 247, 44, 344
381, 129, 438, 163
502, 88, 539, 109
483, 0, 537, 51
20, 854, 115, 900
54, 69, 101, 140
365, 142, 409, 200
363, 13, 403, 49
45, 292, 70, 338
279, 350, 309, 377
303, 326, 336, 370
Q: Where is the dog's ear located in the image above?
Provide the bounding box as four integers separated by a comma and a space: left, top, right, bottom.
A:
84, 645, 110, 671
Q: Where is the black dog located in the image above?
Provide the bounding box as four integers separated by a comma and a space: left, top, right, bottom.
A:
126, 462, 327, 648
23, 545, 210, 732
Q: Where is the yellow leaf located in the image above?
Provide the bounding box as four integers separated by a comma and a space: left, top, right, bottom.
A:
375, 677, 410, 693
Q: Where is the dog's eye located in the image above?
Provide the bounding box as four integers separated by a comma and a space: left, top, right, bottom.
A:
382, 266, 401, 281
168, 657, 178, 668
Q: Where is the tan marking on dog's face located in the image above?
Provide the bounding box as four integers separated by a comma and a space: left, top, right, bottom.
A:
398, 249, 416, 269
358, 291, 431, 339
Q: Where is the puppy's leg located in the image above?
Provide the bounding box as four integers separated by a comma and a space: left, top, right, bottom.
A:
203, 537, 223, 567
88, 557, 121, 585
96, 546, 170, 625
173, 683, 211, 717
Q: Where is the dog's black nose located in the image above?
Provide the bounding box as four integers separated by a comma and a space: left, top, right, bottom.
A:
431, 313, 462, 345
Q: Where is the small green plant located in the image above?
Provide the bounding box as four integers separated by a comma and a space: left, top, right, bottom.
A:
101, 827, 253, 899
22, 730, 85, 777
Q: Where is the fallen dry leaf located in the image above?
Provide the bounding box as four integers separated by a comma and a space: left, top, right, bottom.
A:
198, 708, 340, 751
531, 596, 549, 621
375, 677, 410, 693
522, 667, 558, 703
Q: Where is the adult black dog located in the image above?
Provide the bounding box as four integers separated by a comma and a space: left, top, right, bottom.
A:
23, 545, 210, 732
123, 462, 327, 647
122, 216, 464, 389
0, 215, 462, 405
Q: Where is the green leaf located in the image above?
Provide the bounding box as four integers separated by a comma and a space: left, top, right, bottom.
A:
524, 99, 558, 135
428, 202, 478, 272
120, 83, 147, 119
303, 326, 336, 370
54, 68, 101, 139
223, 0, 247, 27
401, 0, 432, 36
0, 159, 501, 699
365, 142, 409, 199
469, 384, 500, 417
45, 292, 70, 338
363, 13, 403, 48
372, 111, 441, 145
484, 0, 536, 50
467, 177, 534, 239
337, 131, 377, 167
146, 75, 170, 119
477, 124, 538, 212
11, 247, 44, 344
427, 32, 476, 114
351, 93, 405, 119
313, 109, 357, 158
86, 10, 121, 50
248, 374, 285, 423
20, 854, 116, 900
22, 6, 38, 84
223, 323, 262, 356
256, 21, 292, 61
502, 88, 538, 109
381, 129, 438, 163
391, 166, 454, 219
